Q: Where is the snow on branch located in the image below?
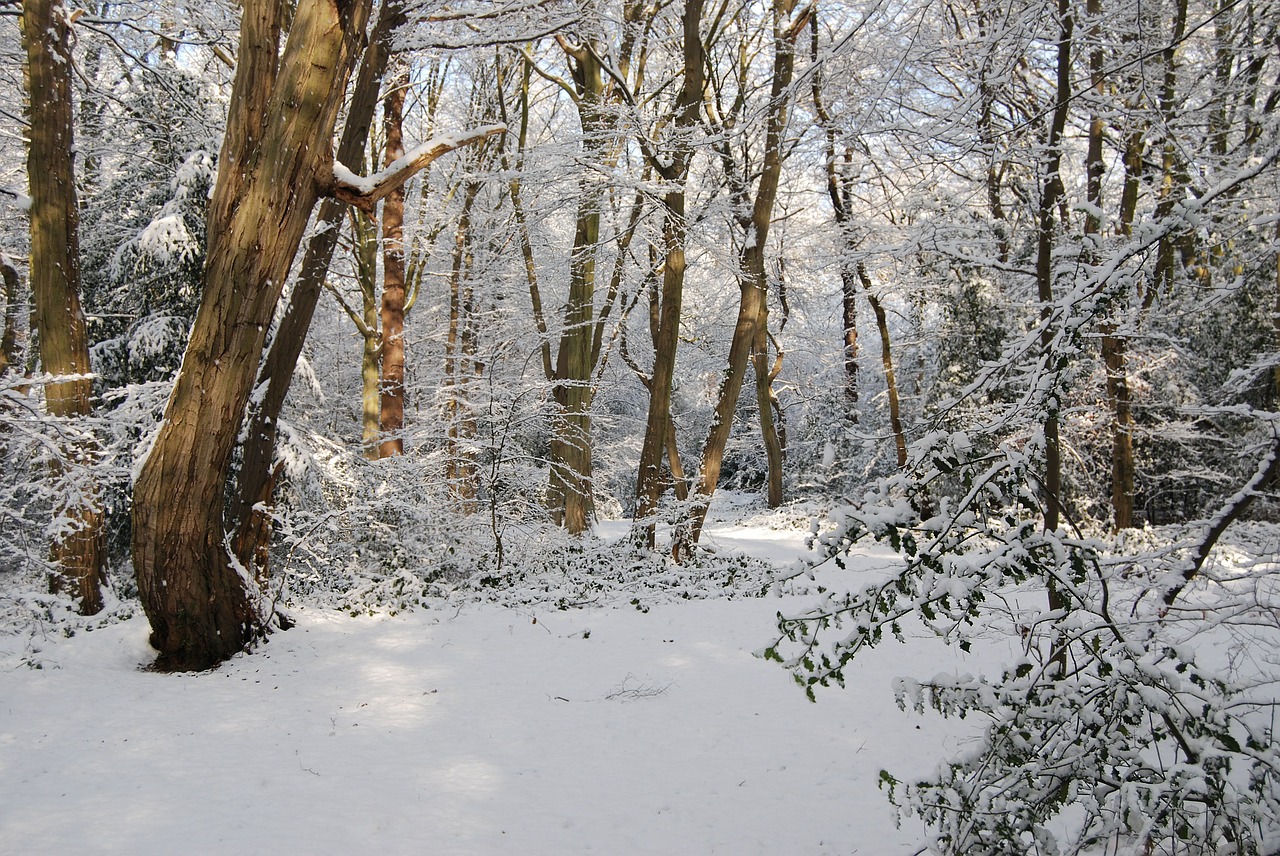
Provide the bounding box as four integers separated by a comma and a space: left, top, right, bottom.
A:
326, 124, 506, 211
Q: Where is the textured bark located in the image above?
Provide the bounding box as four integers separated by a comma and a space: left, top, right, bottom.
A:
378, 62, 410, 459
633, 0, 704, 546
133, 0, 372, 671
21, 0, 105, 615
231, 0, 407, 569
677, 0, 806, 556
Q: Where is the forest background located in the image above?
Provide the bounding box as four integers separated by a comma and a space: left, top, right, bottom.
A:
3, 0, 1280, 852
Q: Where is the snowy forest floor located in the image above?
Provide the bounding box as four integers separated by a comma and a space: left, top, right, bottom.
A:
0, 500, 1092, 854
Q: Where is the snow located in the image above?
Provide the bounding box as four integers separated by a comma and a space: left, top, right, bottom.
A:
0, 521, 985, 855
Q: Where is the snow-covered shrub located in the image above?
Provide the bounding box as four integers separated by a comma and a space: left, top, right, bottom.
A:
767, 418, 1280, 855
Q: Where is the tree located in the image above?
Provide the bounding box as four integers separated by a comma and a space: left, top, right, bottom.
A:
132, 0, 503, 670
20, 0, 105, 614
228, 0, 497, 580
631, 0, 705, 547
675, 0, 810, 557
378, 58, 411, 458
0, 252, 20, 377
231, 0, 407, 567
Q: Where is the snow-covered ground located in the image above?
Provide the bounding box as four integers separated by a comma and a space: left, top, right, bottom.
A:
0, 519, 999, 855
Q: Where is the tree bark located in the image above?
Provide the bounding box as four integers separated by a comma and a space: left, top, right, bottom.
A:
1274, 220, 1280, 403
811, 15, 860, 412
547, 40, 611, 535
132, 0, 372, 671
1151, 0, 1190, 296
1085, 0, 1135, 530
378, 61, 410, 459
21, 0, 105, 615
446, 180, 483, 508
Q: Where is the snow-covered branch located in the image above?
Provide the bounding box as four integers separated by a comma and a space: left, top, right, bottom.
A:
325, 124, 506, 211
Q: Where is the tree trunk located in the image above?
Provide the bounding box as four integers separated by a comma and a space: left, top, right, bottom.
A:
547, 43, 611, 535
677, 0, 805, 556
21, 0, 105, 615
1274, 220, 1280, 403
0, 252, 20, 377
378, 61, 410, 459
549, 199, 599, 533
810, 18, 860, 409
858, 265, 907, 468
352, 210, 383, 457
1086, 0, 1135, 530
840, 267, 859, 407
1036, 0, 1074, 621
1151, 0, 1190, 296
752, 271, 785, 506
132, 0, 372, 671
634, 0, 704, 547
230, 0, 406, 573
446, 180, 483, 508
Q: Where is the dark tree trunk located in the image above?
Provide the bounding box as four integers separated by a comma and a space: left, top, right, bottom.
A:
858, 265, 907, 468
1085, 0, 1135, 530
0, 252, 21, 377
1036, 0, 1074, 623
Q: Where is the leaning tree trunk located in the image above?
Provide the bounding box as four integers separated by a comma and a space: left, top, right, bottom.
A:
858, 264, 907, 468
230, 0, 406, 575
21, 0, 105, 615
676, 0, 806, 556
132, 0, 372, 671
